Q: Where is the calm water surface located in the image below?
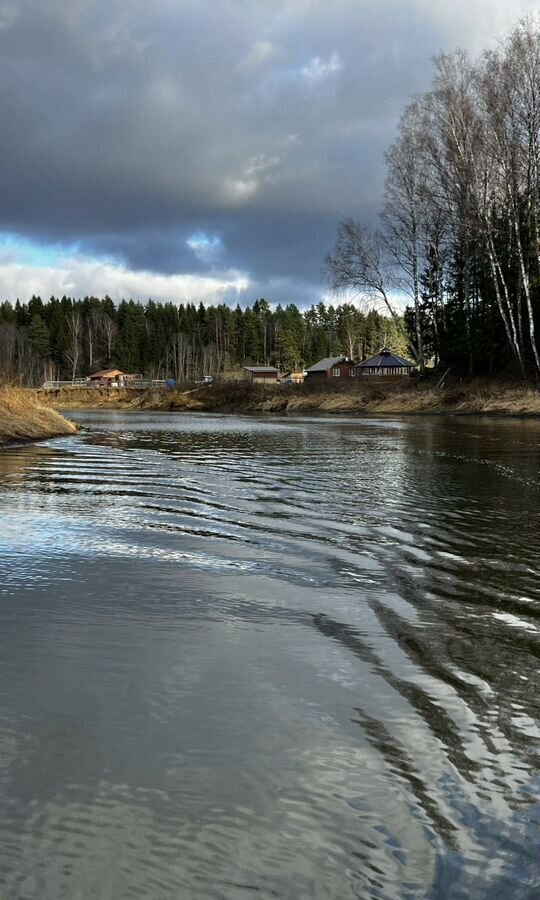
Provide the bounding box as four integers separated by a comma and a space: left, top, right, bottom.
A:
1, 411, 539, 899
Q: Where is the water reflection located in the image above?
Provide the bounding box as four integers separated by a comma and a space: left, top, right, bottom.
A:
0, 412, 539, 898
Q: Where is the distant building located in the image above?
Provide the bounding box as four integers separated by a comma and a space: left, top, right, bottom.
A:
244, 366, 279, 384
87, 369, 127, 387
351, 348, 415, 381
280, 371, 305, 384
305, 356, 353, 380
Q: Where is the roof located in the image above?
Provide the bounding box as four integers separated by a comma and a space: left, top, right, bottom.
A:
306, 356, 348, 372
354, 348, 415, 369
88, 368, 125, 378
244, 366, 279, 373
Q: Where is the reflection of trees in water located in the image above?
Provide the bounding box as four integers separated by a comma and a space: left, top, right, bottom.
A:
371, 423, 540, 773
0, 445, 57, 481
91, 426, 315, 460
312, 603, 533, 806
354, 709, 459, 848
311, 611, 540, 895
372, 599, 540, 787
312, 613, 461, 847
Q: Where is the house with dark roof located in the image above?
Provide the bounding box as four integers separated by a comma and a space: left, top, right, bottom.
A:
351, 348, 415, 381
305, 356, 353, 381
244, 366, 279, 384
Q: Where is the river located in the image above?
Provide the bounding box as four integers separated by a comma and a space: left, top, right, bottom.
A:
0, 411, 539, 899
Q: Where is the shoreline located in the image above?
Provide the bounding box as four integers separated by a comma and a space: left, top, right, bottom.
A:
0, 388, 77, 446
40, 378, 540, 420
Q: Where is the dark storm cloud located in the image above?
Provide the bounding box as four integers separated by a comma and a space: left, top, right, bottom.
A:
0, 0, 535, 303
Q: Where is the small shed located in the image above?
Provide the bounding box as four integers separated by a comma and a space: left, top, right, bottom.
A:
351, 348, 415, 381
305, 356, 352, 380
244, 366, 279, 384
87, 369, 126, 387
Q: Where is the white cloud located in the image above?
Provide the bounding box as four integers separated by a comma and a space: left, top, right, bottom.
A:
300, 51, 342, 82
0, 251, 251, 305
238, 39, 279, 72
412, 0, 540, 51
221, 177, 260, 205
221, 154, 281, 206
186, 231, 223, 263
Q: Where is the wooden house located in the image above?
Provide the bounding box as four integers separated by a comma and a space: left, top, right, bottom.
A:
244, 366, 279, 384
351, 348, 415, 381
87, 369, 127, 387
305, 356, 353, 381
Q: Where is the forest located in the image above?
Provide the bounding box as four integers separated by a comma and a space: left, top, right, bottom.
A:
0, 295, 407, 386
327, 18, 540, 379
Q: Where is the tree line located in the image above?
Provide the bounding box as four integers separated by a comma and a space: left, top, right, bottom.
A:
0, 295, 407, 386
327, 18, 540, 378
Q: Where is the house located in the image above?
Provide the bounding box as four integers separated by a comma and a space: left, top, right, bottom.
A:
305, 356, 353, 380
280, 371, 305, 384
351, 348, 415, 381
244, 366, 279, 384
87, 369, 127, 387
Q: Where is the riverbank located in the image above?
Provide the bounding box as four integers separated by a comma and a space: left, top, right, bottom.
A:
41, 377, 540, 417
0, 388, 77, 445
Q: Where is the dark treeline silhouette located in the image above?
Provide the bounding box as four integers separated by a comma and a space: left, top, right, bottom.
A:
327, 18, 540, 378
0, 295, 407, 386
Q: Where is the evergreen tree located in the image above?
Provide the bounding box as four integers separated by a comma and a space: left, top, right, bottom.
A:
29, 313, 51, 359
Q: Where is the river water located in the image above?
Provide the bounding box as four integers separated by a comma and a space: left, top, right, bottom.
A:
0, 411, 539, 899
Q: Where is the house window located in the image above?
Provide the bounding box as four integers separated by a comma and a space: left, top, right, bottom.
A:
350, 369, 356, 376
333, 368, 341, 377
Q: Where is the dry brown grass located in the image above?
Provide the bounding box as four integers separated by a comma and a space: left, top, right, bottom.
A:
212, 378, 540, 416
44, 386, 137, 409
367, 387, 444, 413
0, 387, 77, 445
450, 381, 540, 414
40, 377, 540, 418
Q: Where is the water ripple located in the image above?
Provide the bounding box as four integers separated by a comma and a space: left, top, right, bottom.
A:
1, 412, 540, 899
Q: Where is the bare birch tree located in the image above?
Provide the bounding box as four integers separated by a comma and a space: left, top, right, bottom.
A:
65, 310, 83, 382
425, 50, 525, 373
101, 313, 117, 365
480, 23, 540, 376
326, 219, 419, 362
381, 100, 428, 370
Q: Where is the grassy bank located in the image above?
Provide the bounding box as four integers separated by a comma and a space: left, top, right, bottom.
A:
42, 377, 540, 417
0, 388, 77, 445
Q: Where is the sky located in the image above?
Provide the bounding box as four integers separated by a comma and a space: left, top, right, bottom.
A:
0, 0, 538, 308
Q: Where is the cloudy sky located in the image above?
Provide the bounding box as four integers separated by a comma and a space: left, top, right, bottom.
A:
0, 0, 537, 307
